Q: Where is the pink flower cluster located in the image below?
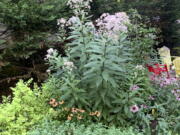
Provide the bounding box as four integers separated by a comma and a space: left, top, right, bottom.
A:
95, 12, 130, 39
171, 89, 180, 101
150, 73, 178, 88
130, 85, 140, 91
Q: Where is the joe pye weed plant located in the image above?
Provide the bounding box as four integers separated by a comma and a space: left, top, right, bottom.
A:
43, 0, 157, 131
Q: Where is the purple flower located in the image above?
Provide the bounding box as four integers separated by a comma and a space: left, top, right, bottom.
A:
130, 105, 139, 113
130, 85, 139, 91
176, 97, 180, 101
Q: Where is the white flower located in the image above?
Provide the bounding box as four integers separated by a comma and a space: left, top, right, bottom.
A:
135, 65, 145, 70
45, 48, 57, 60
64, 61, 74, 66
67, 0, 92, 15
176, 19, 180, 24
46, 69, 51, 73
47, 48, 54, 54
45, 54, 51, 59
57, 18, 66, 25
67, 16, 79, 25
63, 61, 74, 71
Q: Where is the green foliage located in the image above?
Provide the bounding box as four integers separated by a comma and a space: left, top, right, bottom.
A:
125, 0, 180, 55
0, 79, 52, 135
28, 120, 143, 135
91, 0, 122, 19
127, 9, 159, 65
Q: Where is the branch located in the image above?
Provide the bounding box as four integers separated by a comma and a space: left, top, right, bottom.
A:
0, 72, 32, 84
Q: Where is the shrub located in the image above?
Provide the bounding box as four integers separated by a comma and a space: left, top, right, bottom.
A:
0, 79, 52, 135
28, 120, 143, 135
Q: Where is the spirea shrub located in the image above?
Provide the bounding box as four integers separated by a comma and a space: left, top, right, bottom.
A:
0, 80, 52, 135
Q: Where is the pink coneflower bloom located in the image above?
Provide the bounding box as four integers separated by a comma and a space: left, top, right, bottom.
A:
130, 85, 139, 91
130, 105, 139, 113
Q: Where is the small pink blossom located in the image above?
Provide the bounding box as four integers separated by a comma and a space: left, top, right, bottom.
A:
130, 105, 139, 113
130, 85, 139, 91
176, 97, 180, 101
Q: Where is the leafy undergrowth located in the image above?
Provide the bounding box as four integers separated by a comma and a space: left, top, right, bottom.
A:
28, 120, 143, 135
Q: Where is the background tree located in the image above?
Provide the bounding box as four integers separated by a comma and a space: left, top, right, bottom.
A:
91, 0, 180, 55
0, 0, 70, 94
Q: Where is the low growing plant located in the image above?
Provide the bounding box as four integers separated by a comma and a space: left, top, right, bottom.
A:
28, 120, 143, 135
